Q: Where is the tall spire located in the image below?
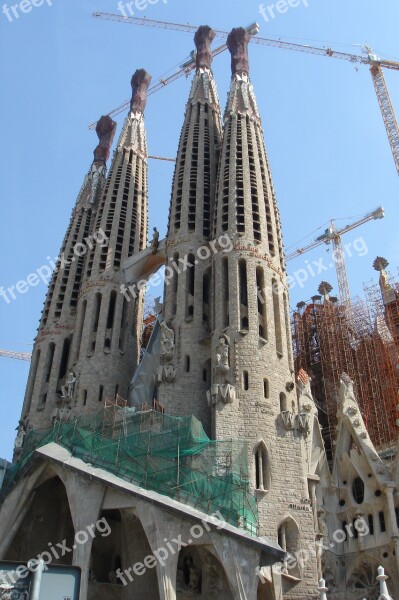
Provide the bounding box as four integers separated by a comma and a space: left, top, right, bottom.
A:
21, 117, 116, 432
209, 33, 319, 587
159, 27, 223, 432
68, 69, 151, 418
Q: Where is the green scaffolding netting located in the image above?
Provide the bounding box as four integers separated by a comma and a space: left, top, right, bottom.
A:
2, 409, 259, 535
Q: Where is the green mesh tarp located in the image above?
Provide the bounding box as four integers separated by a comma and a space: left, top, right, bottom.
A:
2, 410, 258, 535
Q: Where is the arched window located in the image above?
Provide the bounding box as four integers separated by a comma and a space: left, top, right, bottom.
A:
263, 379, 269, 399
255, 442, 270, 491
278, 518, 301, 578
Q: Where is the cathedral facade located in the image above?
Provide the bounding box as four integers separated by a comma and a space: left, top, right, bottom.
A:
0, 24, 398, 600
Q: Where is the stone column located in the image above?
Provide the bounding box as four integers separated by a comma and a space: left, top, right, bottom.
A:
65, 473, 105, 600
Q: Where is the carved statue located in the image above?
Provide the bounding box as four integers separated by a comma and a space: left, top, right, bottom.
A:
216, 336, 229, 376
93, 115, 117, 164
226, 28, 250, 76
160, 321, 175, 360
151, 227, 160, 255
130, 69, 152, 114
194, 25, 216, 70
14, 421, 26, 450
61, 371, 77, 400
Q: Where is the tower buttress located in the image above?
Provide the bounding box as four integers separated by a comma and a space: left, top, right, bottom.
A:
21, 116, 116, 431
158, 26, 223, 433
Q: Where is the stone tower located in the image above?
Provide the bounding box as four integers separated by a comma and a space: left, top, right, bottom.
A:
209, 28, 319, 597
158, 26, 223, 434
20, 69, 151, 431
20, 115, 116, 431
70, 69, 151, 415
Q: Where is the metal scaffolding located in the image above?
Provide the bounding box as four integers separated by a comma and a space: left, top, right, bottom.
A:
292, 271, 399, 461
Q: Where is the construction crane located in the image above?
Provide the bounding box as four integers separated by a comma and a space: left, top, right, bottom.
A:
286, 206, 385, 307
0, 349, 31, 362
92, 12, 399, 176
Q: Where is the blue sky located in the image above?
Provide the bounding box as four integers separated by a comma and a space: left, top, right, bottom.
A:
0, 0, 398, 460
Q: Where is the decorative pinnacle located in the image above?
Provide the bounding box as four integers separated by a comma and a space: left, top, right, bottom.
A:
93, 116, 117, 164
373, 256, 389, 272
130, 69, 152, 114
194, 25, 216, 70
227, 27, 250, 76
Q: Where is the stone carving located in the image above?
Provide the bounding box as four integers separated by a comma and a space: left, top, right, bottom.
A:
160, 321, 175, 361
130, 69, 152, 114
194, 25, 216, 70
151, 227, 159, 255
227, 27, 250, 76
208, 335, 236, 406
61, 371, 77, 400
157, 365, 177, 384
158, 321, 176, 383
215, 336, 230, 379
14, 421, 26, 451
280, 410, 295, 431
51, 406, 72, 423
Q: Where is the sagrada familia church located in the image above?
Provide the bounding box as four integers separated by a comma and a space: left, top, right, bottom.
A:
0, 25, 398, 600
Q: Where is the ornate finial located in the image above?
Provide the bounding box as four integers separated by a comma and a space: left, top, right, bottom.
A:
194, 25, 216, 70
130, 69, 152, 114
373, 256, 392, 294
318, 281, 333, 302
227, 27, 250, 76
93, 116, 117, 164
373, 256, 389, 272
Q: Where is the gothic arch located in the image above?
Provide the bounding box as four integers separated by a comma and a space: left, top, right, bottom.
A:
176, 545, 233, 598
4, 474, 74, 565
277, 515, 301, 579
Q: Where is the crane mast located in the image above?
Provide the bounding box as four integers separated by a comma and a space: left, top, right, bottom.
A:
370, 64, 399, 175
287, 207, 385, 307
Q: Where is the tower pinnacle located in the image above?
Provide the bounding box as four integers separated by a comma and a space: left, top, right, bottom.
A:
93, 115, 117, 164
226, 27, 250, 76
130, 69, 152, 114
194, 25, 215, 70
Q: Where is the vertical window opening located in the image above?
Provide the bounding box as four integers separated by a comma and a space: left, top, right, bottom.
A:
239, 259, 249, 330
272, 279, 283, 356
280, 392, 287, 412
58, 338, 71, 381
243, 370, 249, 391
255, 443, 269, 491
222, 257, 229, 327
379, 512, 386, 533
98, 385, 104, 403
256, 267, 268, 339
263, 379, 269, 399
186, 254, 195, 317
202, 269, 210, 324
